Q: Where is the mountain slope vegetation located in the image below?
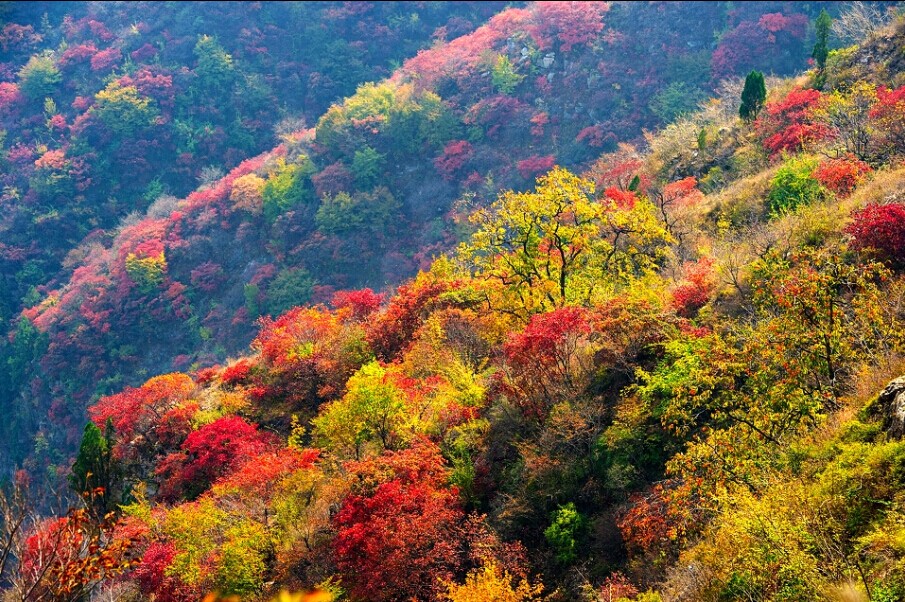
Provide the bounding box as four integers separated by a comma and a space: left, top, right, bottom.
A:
4, 2, 905, 602
1, 0, 838, 480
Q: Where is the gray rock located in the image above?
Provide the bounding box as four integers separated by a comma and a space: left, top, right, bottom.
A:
876, 376, 905, 438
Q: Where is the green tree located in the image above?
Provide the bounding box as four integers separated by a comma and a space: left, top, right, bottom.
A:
766, 155, 824, 215
351, 146, 384, 189
265, 268, 315, 316
262, 157, 316, 221
70, 420, 118, 519
92, 83, 159, 137
739, 70, 766, 123
649, 82, 705, 123
491, 54, 524, 95
315, 186, 401, 236
812, 9, 832, 88
3, 316, 48, 397
544, 502, 586, 564
194, 35, 235, 93
17, 53, 60, 100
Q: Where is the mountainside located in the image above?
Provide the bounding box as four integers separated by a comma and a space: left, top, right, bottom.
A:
0, 0, 510, 325
5, 2, 905, 602
1, 0, 838, 478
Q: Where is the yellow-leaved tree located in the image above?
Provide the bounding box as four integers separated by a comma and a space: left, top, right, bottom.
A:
458, 167, 670, 319
443, 561, 544, 602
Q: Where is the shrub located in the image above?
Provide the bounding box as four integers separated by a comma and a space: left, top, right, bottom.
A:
17, 53, 61, 100
516, 155, 555, 180
766, 156, 824, 215
756, 88, 827, 157
543, 502, 586, 564
846, 203, 905, 268
434, 140, 474, 180
812, 155, 871, 198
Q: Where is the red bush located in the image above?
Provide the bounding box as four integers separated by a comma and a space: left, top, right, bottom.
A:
156, 416, 278, 500
155, 402, 199, 449
311, 161, 353, 198
501, 307, 596, 420
711, 14, 807, 80
516, 154, 556, 180
871, 85, 905, 154
530, 112, 549, 137
215, 448, 320, 497
756, 88, 827, 157
189, 261, 225, 292
59, 43, 98, 67
193, 366, 219, 385
130, 43, 157, 62
434, 140, 474, 180
617, 483, 692, 558
530, 1, 607, 52
600, 573, 639, 602
812, 156, 871, 198
89, 373, 195, 444
220, 359, 254, 387
90, 47, 122, 72
365, 277, 451, 362
134, 542, 197, 602
671, 257, 715, 317
335, 441, 464, 602
253, 306, 339, 369
604, 186, 637, 210
504, 307, 592, 368
846, 203, 905, 268
0, 82, 22, 110
332, 288, 385, 321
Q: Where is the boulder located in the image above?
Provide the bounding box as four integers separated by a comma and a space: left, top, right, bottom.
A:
876, 376, 905, 438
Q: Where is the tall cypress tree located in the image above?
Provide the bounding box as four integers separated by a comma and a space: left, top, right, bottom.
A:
70, 419, 118, 519
812, 9, 832, 89
739, 70, 767, 123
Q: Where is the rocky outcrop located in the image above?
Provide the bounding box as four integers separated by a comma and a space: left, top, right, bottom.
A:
876, 376, 905, 438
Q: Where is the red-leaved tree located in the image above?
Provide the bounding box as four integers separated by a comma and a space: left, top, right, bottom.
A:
155, 416, 277, 501
133, 541, 198, 602
499, 307, 597, 421
334, 440, 466, 602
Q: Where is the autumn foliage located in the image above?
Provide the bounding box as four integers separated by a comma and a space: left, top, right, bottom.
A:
7, 3, 905, 601
156, 416, 278, 500
812, 155, 872, 198
757, 88, 827, 156
18, 510, 136, 601
671, 257, 716, 317
846, 203, 905, 268
334, 441, 466, 601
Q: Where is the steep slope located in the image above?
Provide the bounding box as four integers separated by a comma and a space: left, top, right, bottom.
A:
0, 1, 840, 478
7, 4, 905, 601
0, 1, 510, 325
34, 44, 905, 598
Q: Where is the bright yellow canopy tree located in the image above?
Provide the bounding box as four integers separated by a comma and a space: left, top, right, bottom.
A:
458, 166, 670, 318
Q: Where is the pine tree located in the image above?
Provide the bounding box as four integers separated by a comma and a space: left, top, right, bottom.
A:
739, 70, 767, 123
70, 419, 118, 519
812, 9, 832, 89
